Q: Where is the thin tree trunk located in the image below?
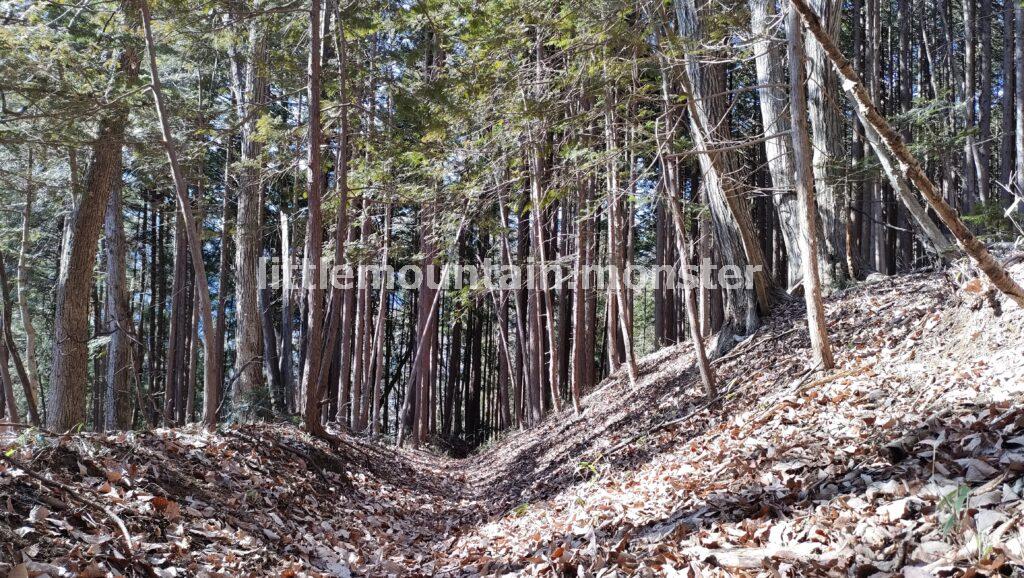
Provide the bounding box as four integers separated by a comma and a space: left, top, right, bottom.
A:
857, 113, 954, 257
749, 0, 804, 289
648, 26, 718, 394
1, 341, 18, 425
603, 84, 639, 387
787, 6, 836, 371
352, 203, 371, 430
16, 153, 42, 417
0, 247, 38, 426
1016, 0, 1024, 202
185, 296, 199, 422
369, 205, 391, 436
215, 138, 233, 407
964, 0, 979, 207
850, 0, 866, 277
140, 0, 221, 427
279, 210, 294, 412
999, 0, 1015, 197
978, 0, 993, 203
163, 214, 186, 424
104, 160, 134, 429
570, 180, 592, 411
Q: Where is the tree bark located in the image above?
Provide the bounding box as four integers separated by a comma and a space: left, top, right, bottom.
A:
999, 0, 1015, 197
16, 153, 42, 419
103, 160, 134, 429
301, 0, 333, 441
232, 19, 268, 418
47, 16, 138, 430
140, 0, 221, 428
978, 0, 993, 203
675, 0, 774, 354
787, 6, 836, 371
650, 33, 718, 395
0, 340, 18, 425
602, 84, 639, 388
215, 138, 234, 408
279, 209, 294, 412
749, 0, 805, 289
964, 0, 979, 207
1016, 0, 1024, 202
369, 205, 391, 435
805, 0, 847, 281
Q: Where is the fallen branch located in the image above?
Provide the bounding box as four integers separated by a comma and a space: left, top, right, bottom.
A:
748, 364, 870, 427
595, 393, 724, 463
712, 326, 800, 367
0, 452, 134, 555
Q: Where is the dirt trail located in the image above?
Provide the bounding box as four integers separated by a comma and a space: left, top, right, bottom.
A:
3, 265, 1024, 576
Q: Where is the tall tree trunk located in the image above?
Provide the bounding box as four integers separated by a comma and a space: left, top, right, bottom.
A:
805, 0, 847, 281
749, 0, 804, 289
215, 138, 234, 408
602, 85, 639, 387
163, 214, 187, 424
518, 206, 541, 424
964, 0, 979, 208
104, 160, 134, 429
16, 153, 42, 418
675, 0, 773, 355
999, 0, 1015, 197
1016, 0, 1024, 202
301, 0, 333, 441
140, 0, 221, 428
978, 0, 993, 203
232, 20, 268, 418
868, 0, 887, 274
317, 12, 352, 430
787, 6, 836, 371
279, 209, 294, 412
570, 179, 593, 411
369, 205, 391, 436
897, 0, 914, 268
497, 200, 527, 428
850, 0, 866, 278
649, 30, 718, 395
48, 12, 139, 430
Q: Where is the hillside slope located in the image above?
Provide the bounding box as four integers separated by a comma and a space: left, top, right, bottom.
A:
445, 267, 1024, 576
2, 263, 1023, 577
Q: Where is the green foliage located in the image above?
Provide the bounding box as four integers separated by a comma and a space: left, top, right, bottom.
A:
938, 484, 971, 538
231, 386, 275, 423
963, 201, 1018, 240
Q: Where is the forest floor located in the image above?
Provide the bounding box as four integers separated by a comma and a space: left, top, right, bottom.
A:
3, 256, 1024, 577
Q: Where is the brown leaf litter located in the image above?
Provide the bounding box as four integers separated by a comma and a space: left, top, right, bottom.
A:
2, 261, 1024, 577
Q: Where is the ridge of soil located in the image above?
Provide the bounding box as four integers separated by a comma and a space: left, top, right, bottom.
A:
2, 263, 1023, 577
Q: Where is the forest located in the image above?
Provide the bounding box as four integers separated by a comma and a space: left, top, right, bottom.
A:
1, 0, 1024, 574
